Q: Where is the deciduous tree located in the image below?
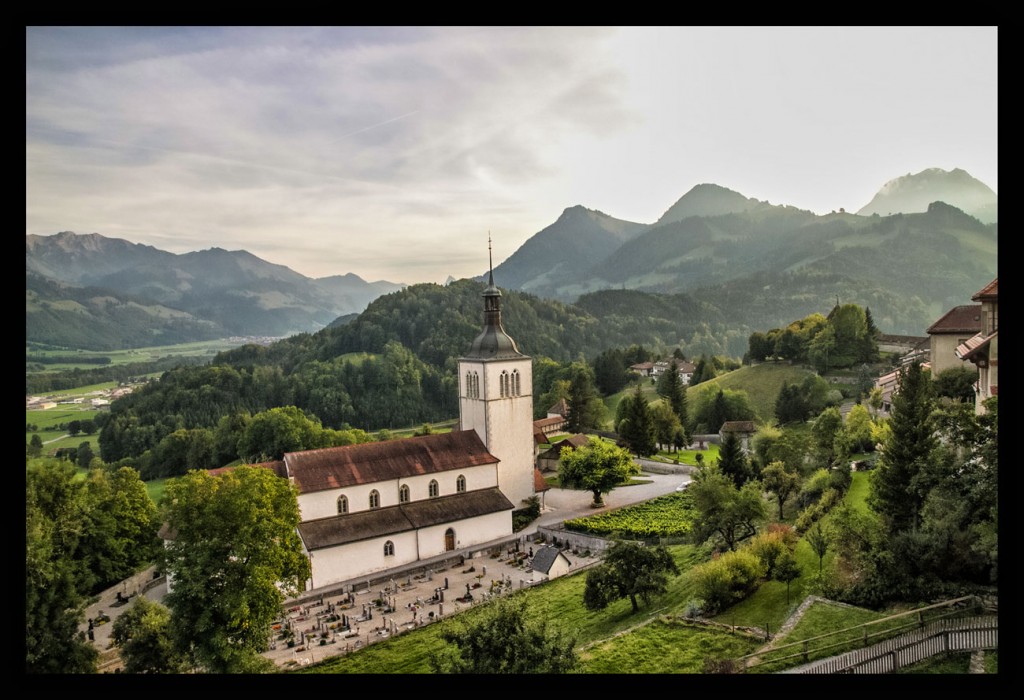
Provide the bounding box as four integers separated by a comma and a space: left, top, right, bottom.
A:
559, 437, 639, 507
689, 464, 767, 551
430, 597, 577, 673
583, 541, 679, 613
761, 460, 800, 520
112, 596, 187, 674
159, 465, 310, 673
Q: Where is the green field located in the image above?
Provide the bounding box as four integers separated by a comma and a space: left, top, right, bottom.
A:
687, 362, 818, 424
26, 338, 254, 371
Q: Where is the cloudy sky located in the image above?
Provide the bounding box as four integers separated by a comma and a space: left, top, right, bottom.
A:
26, 26, 997, 285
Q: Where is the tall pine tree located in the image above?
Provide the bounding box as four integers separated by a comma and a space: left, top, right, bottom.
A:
617, 384, 656, 457
869, 361, 936, 533
565, 362, 604, 433
657, 359, 688, 429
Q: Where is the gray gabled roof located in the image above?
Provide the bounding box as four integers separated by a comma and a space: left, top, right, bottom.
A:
531, 545, 570, 575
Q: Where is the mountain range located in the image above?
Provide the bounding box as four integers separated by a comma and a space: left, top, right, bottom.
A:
486, 168, 997, 333
26, 232, 404, 350
27, 167, 996, 350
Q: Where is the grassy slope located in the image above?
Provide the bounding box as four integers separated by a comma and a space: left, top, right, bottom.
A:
687, 362, 817, 424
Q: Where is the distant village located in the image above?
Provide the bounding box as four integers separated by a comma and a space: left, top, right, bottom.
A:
26, 379, 147, 411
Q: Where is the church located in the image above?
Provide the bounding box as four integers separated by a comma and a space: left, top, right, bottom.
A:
283, 264, 537, 590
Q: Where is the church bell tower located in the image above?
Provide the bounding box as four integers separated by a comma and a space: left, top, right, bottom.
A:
458, 239, 535, 507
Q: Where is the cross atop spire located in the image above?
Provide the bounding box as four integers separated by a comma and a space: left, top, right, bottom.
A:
488, 232, 494, 286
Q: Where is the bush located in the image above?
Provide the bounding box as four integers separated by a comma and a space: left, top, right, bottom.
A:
691, 549, 766, 614
747, 530, 790, 579
798, 468, 832, 508
794, 487, 842, 533
684, 599, 706, 619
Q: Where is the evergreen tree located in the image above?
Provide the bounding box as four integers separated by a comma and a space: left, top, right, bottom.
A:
869, 361, 936, 533
717, 431, 751, 487
657, 359, 688, 427
565, 362, 604, 433
617, 385, 657, 457
774, 382, 809, 425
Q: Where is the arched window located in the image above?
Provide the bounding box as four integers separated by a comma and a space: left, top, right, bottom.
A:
384, 540, 395, 556
429, 479, 439, 498
369, 490, 380, 509
337, 495, 348, 514
472, 372, 480, 398
456, 475, 466, 493
500, 370, 509, 397
399, 484, 410, 503
512, 369, 521, 396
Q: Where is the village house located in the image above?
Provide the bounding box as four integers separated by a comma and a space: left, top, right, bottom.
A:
719, 420, 756, 453
926, 304, 982, 377
956, 278, 998, 414
536, 434, 590, 473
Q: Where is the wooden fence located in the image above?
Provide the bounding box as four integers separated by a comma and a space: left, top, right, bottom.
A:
780, 616, 997, 674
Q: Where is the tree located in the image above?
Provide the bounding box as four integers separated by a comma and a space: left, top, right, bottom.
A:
582, 541, 680, 613
159, 465, 310, 673
811, 407, 844, 469
80, 418, 96, 435
844, 404, 875, 453
689, 355, 715, 386
761, 460, 800, 520
592, 347, 629, 396
616, 384, 657, 457
747, 331, 774, 362
774, 550, 801, 606
430, 596, 577, 673
112, 597, 187, 674
68, 419, 82, 437
28, 433, 43, 457
775, 382, 809, 425
808, 325, 837, 373
689, 464, 767, 551
717, 431, 751, 487
236, 405, 326, 462
76, 441, 95, 469
25, 459, 98, 674
651, 401, 682, 452
933, 366, 978, 403
869, 361, 936, 534
559, 437, 639, 507
657, 359, 688, 426
565, 362, 605, 433
806, 522, 831, 574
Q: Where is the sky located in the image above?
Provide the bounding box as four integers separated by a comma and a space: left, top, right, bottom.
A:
26, 26, 998, 285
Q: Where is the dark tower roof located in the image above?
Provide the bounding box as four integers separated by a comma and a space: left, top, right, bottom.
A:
463, 239, 526, 360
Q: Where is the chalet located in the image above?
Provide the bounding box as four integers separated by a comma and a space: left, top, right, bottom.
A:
956, 278, 998, 414
533, 415, 567, 438
651, 360, 696, 385
926, 304, 982, 377
630, 362, 655, 377
719, 420, 756, 453
874, 360, 932, 414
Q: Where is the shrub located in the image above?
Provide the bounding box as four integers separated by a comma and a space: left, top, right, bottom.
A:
691, 549, 765, 614
684, 599, 706, 619
798, 468, 832, 508
747, 530, 790, 579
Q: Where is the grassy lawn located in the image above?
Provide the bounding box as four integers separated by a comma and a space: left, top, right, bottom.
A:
655, 443, 720, 465
578, 619, 760, 673
603, 380, 660, 429
687, 363, 817, 424
896, 652, 973, 674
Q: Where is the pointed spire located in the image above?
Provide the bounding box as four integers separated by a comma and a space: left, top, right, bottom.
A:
488, 232, 494, 287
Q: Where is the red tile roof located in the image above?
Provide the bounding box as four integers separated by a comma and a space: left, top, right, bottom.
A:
533, 468, 551, 493
972, 278, 998, 302
926, 304, 982, 334
956, 331, 996, 361
284, 430, 499, 494
533, 416, 565, 429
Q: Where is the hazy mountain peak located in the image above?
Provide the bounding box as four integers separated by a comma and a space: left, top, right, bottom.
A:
857, 167, 997, 223
655, 183, 764, 226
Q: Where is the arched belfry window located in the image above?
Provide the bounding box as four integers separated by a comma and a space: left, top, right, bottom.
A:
466, 370, 479, 399
500, 370, 509, 398
337, 495, 348, 514
399, 484, 410, 503
429, 479, 439, 498
369, 490, 380, 509
456, 475, 466, 493
512, 369, 521, 396
384, 540, 395, 556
